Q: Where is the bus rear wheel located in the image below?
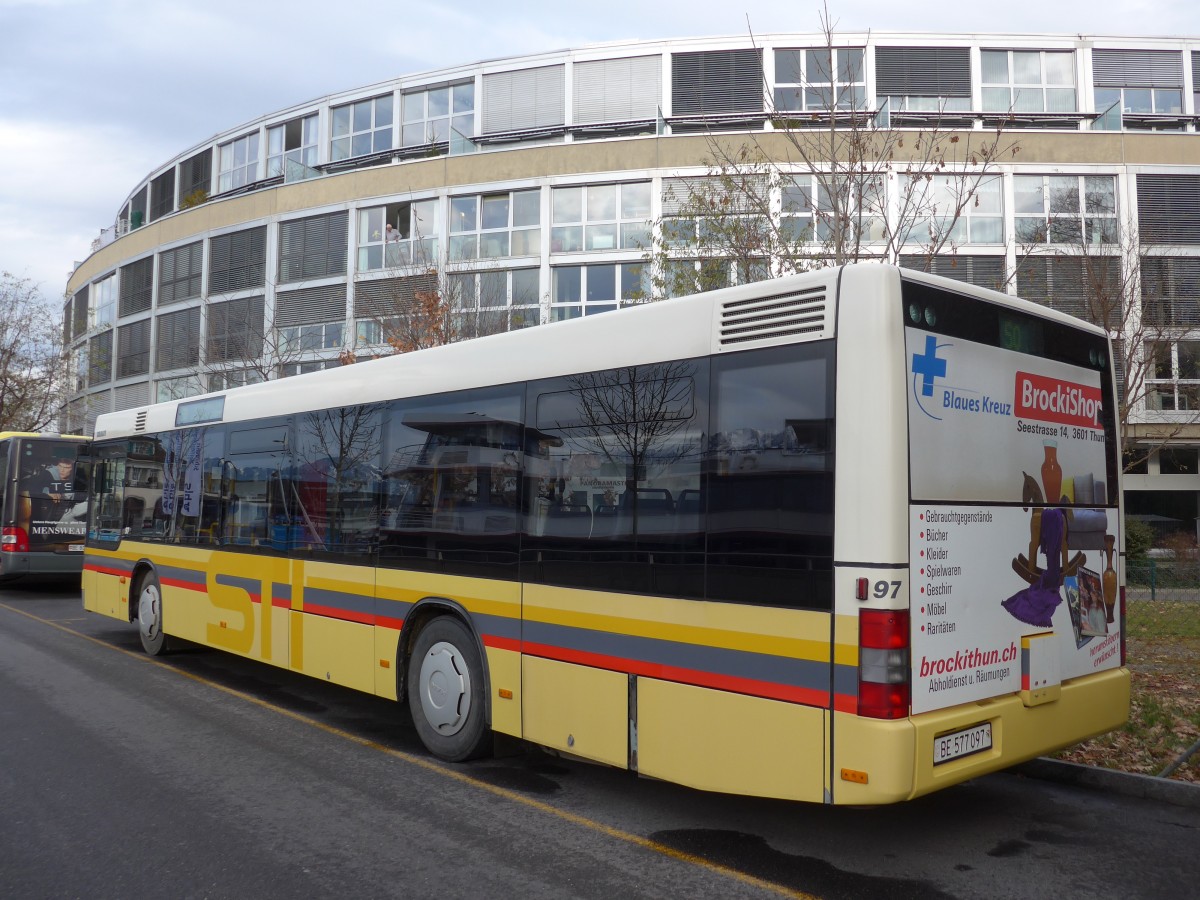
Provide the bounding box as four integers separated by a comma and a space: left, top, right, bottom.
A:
406, 616, 490, 762
135, 570, 169, 656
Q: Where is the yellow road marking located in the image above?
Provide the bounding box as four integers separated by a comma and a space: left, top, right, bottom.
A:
1, 601, 817, 900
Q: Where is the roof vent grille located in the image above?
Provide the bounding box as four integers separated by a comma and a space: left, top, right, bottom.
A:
719, 286, 828, 346
134, 411, 148, 433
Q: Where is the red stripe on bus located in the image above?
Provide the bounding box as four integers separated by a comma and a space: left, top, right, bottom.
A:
376, 615, 405, 631
161, 577, 207, 593
83, 563, 127, 578
521, 640, 833, 709
483, 635, 522, 653
832, 693, 859, 714
302, 603, 375, 625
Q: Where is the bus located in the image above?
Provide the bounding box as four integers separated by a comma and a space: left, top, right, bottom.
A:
81, 265, 1129, 804
0, 432, 90, 583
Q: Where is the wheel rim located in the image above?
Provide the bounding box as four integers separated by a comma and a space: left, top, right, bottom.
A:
138, 582, 161, 642
418, 640, 471, 736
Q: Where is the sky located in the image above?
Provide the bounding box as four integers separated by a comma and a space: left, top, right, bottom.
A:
0, 0, 1194, 309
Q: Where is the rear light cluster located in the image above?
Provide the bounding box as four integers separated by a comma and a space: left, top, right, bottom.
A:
1, 527, 30, 553
859, 608, 911, 719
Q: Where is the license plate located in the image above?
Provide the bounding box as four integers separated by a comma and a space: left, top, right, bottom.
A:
69, 544, 84, 552
933, 722, 992, 765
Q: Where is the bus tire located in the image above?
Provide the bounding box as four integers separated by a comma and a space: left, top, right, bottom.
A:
406, 616, 490, 762
135, 570, 170, 656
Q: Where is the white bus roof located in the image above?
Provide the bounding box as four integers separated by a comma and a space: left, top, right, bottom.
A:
93, 264, 1106, 440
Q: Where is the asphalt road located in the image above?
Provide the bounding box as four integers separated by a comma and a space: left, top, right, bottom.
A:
2, 581, 1198, 900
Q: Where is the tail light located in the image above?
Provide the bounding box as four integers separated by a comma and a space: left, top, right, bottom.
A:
859, 608, 911, 719
1, 527, 30, 553
1119, 585, 1126, 667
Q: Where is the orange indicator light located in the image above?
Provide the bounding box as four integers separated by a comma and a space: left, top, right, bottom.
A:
840, 768, 869, 784
498, 689, 513, 700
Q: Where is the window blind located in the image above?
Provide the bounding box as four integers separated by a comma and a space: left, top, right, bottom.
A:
274, 284, 347, 327
158, 241, 203, 306
279, 212, 349, 283
671, 48, 764, 115
1138, 174, 1200, 244
874, 47, 971, 97
119, 256, 154, 318
482, 65, 566, 133
574, 56, 662, 124
116, 319, 151, 378
208, 226, 266, 294
155, 307, 201, 371
1092, 49, 1183, 87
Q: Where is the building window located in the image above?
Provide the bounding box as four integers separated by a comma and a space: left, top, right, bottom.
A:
209, 226, 267, 294
357, 199, 439, 271
218, 132, 260, 193
573, 56, 662, 126
448, 190, 540, 261
551, 263, 648, 320
1146, 340, 1200, 412
773, 47, 865, 111
898, 255, 1008, 290
178, 148, 212, 206
402, 83, 474, 146
91, 274, 116, 330
279, 212, 349, 283
1016, 255, 1121, 328
155, 376, 204, 403
207, 296, 265, 363
208, 370, 265, 393
1092, 49, 1185, 130
1141, 257, 1200, 327
158, 242, 203, 306
1013, 175, 1117, 245
446, 268, 542, 334
874, 46, 971, 112
671, 48, 764, 117
902, 174, 1004, 245
150, 168, 176, 222
481, 66, 565, 134
267, 113, 319, 178
551, 183, 650, 253
780, 174, 886, 244
117, 319, 151, 379
331, 95, 393, 161
981, 50, 1075, 112
72, 287, 89, 343
88, 333, 112, 386
118, 257, 154, 318
279, 361, 340, 379
279, 321, 344, 354
155, 307, 201, 371
1137, 175, 1200, 245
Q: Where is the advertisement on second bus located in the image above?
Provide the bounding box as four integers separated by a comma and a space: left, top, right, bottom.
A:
905, 327, 1121, 715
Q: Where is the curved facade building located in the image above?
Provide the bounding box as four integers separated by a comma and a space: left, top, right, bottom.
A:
65, 32, 1200, 526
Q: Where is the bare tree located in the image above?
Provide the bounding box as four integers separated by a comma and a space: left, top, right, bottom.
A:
643, 5, 1021, 297
0, 273, 67, 432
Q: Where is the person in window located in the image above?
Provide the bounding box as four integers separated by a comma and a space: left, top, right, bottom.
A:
25, 453, 79, 523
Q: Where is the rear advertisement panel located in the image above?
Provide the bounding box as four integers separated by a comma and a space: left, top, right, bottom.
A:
16, 439, 87, 551
906, 327, 1120, 715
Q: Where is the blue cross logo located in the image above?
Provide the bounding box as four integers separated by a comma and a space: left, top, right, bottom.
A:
911, 335, 947, 398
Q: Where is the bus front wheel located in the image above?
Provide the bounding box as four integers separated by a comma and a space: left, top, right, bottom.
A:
135, 570, 169, 656
406, 616, 490, 762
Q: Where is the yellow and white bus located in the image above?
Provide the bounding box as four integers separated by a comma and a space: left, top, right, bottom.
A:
82, 264, 1129, 804
1, 432, 89, 583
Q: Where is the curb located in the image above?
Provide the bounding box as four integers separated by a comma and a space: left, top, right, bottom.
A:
1014, 757, 1200, 809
